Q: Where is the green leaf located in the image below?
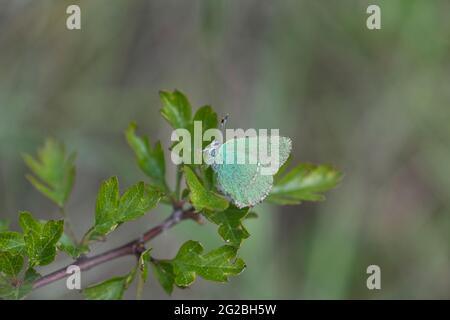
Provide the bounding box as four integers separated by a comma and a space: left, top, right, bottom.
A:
170, 240, 245, 287
89, 177, 161, 240
203, 205, 250, 246
192, 105, 218, 148
0, 268, 40, 300
118, 182, 161, 222
83, 276, 129, 300
57, 233, 89, 259
151, 260, 175, 295
125, 123, 167, 190
184, 166, 229, 212
0, 219, 9, 232
268, 164, 343, 205
84, 266, 137, 300
159, 90, 192, 129
19, 212, 64, 267
0, 251, 23, 277
0, 232, 25, 254
93, 176, 120, 235
23, 138, 76, 207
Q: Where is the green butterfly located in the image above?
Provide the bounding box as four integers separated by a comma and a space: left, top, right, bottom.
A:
203, 136, 292, 208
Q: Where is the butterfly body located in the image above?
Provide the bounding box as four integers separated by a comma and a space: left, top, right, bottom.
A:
204, 136, 292, 208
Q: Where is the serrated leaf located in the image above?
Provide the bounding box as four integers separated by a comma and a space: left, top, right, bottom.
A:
93, 176, 120, 235
0, 251, 23, 277
125, 123, 167, 190
203, 205, 250, 246
23, 139, 76, 207
151, 260, 175, 295
0, 219, 9, 232
0, 268, 40, 300
0, 232, 25, 254
83, 276, 129, 300
118, 182, 161, 222
184, 166, 229, 212
267, 164, 343, 205
89, 177, 161, 240
19, 212, 64, 267
160, 90, 192, 129
57, 233, 89, 259
192, 105, 219, 148
170, 240, 245, 287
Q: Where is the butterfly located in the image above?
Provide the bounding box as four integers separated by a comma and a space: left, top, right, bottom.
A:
203, 135, 292, 208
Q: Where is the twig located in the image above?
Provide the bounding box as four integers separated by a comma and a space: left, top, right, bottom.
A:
32, 208, 197, 290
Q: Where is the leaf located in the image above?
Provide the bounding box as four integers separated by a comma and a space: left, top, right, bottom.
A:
0, 232, 25, 254
151, 260, 175, 295
83, 276, 129, 300
202, 205, 250, 246
89, 177, 161, 240
170, 240, 245, 287
159, 90, 192, 129
23, 139, 76, 207
57, 233, 89, 259
93, 176, 120, 235
19, 212, 64, 267
0, 268, 40, 300
83, 266, 137, 300
0, 251, 23, 277
118, 182, 161, 222
192, 105, 219, 149
0, 219, 9, 232
267, 164, 343, 205
125, 123, 167, 190
184, 166, 229, 212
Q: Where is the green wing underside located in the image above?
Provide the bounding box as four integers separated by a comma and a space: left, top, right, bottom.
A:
215, 162, 273, 208
212, 136, 291, 208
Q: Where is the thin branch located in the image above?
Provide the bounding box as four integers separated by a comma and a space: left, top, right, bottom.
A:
32, 208, 198, 290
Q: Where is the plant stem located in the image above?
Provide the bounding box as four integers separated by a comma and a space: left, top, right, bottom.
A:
32, 208, 197, 290
175, 165, 182, 200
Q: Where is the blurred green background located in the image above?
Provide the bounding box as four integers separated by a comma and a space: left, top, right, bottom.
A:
0, 0, 449, 299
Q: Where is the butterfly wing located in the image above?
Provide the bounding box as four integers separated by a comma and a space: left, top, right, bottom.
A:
212, 136, 292, 208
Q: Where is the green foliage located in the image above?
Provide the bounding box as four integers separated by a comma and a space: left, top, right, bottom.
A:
160, 90, 192, 129
203, 205, 250, 247
23, 139, 76, 208
126, 123, 167, 191
0, 268, 40, 300
57, 233, 89, 259
0, 251, 23, 277
268, 164, 343, 205
151, 260, 175, 295
184, 166, 229, 212
0, 232, 25, 254
86, 177, 161, 241
0, 89, 341, 299
83, 272, 135, 300
152, 240, 245, 290
19, 212, 64, 267
139, 249, 151, 284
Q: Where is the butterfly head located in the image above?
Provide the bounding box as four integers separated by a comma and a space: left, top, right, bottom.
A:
203, 140, 221, 165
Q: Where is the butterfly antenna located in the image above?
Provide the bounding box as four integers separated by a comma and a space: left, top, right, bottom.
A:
220, 114, 229, 136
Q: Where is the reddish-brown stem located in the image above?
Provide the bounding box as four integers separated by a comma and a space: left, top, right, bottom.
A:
32, 208, 197, 290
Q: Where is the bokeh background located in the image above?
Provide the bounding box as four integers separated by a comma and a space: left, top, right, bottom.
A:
1, 0, 449, 299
